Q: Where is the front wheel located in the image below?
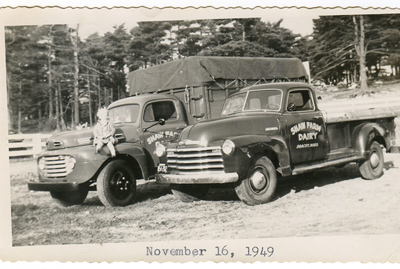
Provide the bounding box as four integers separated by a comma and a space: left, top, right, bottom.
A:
171, 184, 209, 202
97, 160, 136, 207
50, 184, 89, 207
359, 141, 384, 180
235, 156, 277, 205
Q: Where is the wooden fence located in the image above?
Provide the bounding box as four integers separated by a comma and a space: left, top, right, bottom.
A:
8, 133, 52, 158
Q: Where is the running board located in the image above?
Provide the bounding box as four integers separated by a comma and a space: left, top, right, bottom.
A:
292, 156, 363, 175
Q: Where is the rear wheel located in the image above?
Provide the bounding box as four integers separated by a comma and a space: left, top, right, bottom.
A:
235, 156, 277, 205
359, 141, 384, 180
50, 184, 89, 207
171, 184, 209, 202
97, 160, 136, 207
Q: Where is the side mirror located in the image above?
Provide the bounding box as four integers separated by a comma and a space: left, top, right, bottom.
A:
158, 118, 165, 126
143, 118, 166, 132
317, 96, 322, 101
287, 103, 296, 112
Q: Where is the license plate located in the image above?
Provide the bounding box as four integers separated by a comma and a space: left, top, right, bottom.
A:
157, 163, 168, 173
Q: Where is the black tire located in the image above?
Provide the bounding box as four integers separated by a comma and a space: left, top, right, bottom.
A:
235, 156, 277, 205
171, 184, 209, 202
50, 184, 89, 207
97, 160, 136, 207
359, 141, 384, 180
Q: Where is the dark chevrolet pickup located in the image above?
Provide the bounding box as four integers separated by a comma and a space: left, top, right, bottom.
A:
156, 82, 398, 205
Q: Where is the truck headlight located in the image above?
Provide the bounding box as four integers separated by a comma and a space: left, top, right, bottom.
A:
38, 158, 45, 170
65, 156, 76, 173
222, 140, 235, 155
155, 144, 166, 157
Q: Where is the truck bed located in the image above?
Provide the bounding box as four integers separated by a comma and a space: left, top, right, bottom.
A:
319, 96, 400, 123
322, 107, 399, 123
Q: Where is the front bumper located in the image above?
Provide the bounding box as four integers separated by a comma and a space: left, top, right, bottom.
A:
156, 172, 239, 184
28, 181, 80, 192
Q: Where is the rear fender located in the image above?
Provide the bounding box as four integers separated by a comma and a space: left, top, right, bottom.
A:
352, 123, 387, 157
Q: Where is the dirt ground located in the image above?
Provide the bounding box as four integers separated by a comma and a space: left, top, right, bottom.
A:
9, 84, 400, 246
9, 153, 400, 246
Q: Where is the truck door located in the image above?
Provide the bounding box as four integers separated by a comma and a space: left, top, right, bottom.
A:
281, 88, 328, 164
142, 99, 187, 170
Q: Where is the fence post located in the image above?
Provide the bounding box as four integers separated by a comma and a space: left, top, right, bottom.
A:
32, 134, 42, 158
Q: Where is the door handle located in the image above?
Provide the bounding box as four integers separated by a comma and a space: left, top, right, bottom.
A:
313, 115, 323, 120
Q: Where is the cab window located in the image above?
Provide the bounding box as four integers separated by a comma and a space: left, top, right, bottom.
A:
143, 101, 178, 122
287, 89, 314, 112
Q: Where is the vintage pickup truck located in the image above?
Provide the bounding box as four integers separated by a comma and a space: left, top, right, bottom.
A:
28, 57, 309, 207
156, 82, 398, 205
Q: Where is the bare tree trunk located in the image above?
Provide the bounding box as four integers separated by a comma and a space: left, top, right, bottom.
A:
97, 75, 101, 108
58, 82, 67, 130
111, 87, 113, 103
6, 71, 12, 131
104, 87, 107, 106
353, 15, 368, 90
18, 81, 22, 133
55, 80, 60, 131
87, 70, 93, 126
48, 44, 54, 119
38, 108, 42, 133
70, 24, 80, 127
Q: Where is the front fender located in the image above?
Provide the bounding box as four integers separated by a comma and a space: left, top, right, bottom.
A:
352, 123, 387, 157
115, 143, 150, 180
223, 135, 290, 178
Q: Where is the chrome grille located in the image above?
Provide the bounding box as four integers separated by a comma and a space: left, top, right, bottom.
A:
167, 146, 224, 174
41, 156, 69, 178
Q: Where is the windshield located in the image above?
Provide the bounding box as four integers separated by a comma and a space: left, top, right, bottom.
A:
221, 93, 247, 116
221, 89, 282, 116
109, 104, 140, 124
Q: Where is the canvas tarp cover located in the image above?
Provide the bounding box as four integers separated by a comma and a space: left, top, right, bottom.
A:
128, 56, 308, 95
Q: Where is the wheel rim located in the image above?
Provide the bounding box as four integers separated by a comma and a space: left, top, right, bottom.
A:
249, 168, 268, 193
110, 170, 133, 199
370, 151, 380, 170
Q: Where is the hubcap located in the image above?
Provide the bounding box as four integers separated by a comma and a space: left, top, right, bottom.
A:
250, 170, 267, 192
111, 171, 131, 199
370, 152, 380, 169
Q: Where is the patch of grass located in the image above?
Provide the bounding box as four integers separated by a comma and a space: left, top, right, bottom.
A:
11, 203, 39, 216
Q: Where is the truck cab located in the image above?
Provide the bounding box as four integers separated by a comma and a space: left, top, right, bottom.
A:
156, 82, 397, 205
28, 94, 188, 207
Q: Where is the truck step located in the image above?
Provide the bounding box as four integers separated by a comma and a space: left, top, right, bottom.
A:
292, 156, 363, 175
327, 148, 355, 160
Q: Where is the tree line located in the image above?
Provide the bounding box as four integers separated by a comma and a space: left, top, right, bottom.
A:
6, 15, 400, 133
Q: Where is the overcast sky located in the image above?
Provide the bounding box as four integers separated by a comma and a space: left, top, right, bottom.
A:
77, 13, 317, 39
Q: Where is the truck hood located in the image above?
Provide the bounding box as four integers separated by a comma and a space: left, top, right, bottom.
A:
45, 129, 95, 150
180, 113, 281, 145
46, 125, 138, 150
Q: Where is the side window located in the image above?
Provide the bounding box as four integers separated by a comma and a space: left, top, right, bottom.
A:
143, 101, 178, 122
287, 90, 314, 112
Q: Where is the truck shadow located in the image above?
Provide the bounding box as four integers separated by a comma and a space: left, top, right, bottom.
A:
205, 185, 240, 202
273, 161, 395, 200
84, 180, 172, 206
203, 160, 396, 203
84, 160, 396, 206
